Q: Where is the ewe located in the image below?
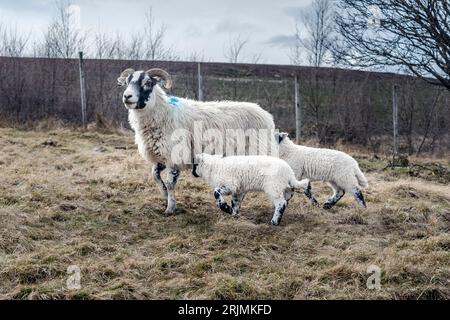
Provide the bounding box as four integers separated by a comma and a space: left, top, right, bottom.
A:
192, 153, 310, 226
275, 132, 368, 209
117, 68, 276, 214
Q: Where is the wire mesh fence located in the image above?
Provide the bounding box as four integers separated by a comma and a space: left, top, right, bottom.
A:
0, 56, 448, 154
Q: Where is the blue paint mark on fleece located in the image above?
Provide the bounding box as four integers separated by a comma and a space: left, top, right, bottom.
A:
168, 96, 181, 108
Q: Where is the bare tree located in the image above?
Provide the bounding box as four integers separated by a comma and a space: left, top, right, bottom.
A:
93, 9, 175, 61
224, 34, 250, 63
127, 35, 144, 60
224, 33, 264, 64
21, 2, 180, 61
93, 31, 116, 59
0, 24, 29, 57
186, 50, 206, 62
287, 0, 336, 142
110, 32, 128, 60
36, 0, 87, 58
142, 7, 177, 61
333, 0, 450, 90
289, 0, 334, 67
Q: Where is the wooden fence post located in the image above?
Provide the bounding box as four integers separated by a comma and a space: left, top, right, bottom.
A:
392, 84, 399, 166
78, 51, 87, 128
197, 62, 203, 101
294, 75, 301, 143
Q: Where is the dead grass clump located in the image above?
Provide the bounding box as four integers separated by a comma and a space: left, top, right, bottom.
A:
5, 262, 64, 285
212, 276, 268, 300
87, 113, 126, 136
408, 163, 450, 184
337, 213, 368, 225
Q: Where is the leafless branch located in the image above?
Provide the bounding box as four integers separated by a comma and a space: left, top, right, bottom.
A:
332, 0, 450, 90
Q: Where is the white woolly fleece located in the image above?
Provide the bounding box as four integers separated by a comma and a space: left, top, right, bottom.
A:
277, 136, 368, 192
128, 85, 276, 168
194, 153, 309, 200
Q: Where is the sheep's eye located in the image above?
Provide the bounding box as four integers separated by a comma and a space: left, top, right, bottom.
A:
144, 79, 153, 87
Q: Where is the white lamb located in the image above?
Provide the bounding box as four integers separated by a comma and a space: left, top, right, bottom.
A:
117, 68, 277, 214
275, 132, 368, 209
192, 153, 310, 226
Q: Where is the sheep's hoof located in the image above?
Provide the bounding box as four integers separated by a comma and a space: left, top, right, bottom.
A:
164, 207, 176, 215
270, 219, 280, 226
323, 203, 333, 210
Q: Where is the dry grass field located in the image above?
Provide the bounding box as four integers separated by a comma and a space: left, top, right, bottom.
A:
0, 126, 449, 300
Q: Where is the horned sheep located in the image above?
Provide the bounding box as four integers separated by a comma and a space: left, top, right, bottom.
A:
117, 68, 277, 214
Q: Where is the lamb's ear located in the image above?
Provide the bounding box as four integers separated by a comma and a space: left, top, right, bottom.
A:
117, 68, 135, 87
280, 132, 289, 140
275, 132, 289, 143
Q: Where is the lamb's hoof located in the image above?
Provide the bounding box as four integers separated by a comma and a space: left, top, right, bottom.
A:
219, 204, 232, 215
311, 199, 319, 207
164, 207, 176, 215
323, 203, 333, 210
271, 219, 280, 226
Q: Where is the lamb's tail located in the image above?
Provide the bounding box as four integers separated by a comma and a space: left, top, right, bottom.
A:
289, 178, 310, 191
354, 166, 368, 188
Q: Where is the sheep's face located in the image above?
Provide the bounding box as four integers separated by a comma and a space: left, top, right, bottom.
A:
274, 132, 289, 144
118, 71, 158, 110
192, 153, 224, 178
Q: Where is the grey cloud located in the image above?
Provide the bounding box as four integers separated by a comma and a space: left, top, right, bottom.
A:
0, 0, 313, 64
0, 0, 53, 12
214, 19, 261, 34
184, 24, 203, 37
265, 34, 297, 47
283, 6, 308, 18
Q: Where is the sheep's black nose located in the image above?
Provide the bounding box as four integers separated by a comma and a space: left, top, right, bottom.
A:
123, 94, 132, 100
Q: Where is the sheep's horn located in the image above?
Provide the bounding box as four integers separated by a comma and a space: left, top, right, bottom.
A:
146, 68, 172, 90
120, 68, 135, 78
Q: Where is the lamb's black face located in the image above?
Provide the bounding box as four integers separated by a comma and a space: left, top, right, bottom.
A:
275, 132, 289, 144
121, 71, 157, 109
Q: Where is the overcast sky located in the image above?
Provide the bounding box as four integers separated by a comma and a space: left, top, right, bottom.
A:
0, 0, 313, 64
